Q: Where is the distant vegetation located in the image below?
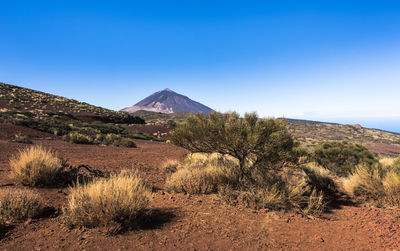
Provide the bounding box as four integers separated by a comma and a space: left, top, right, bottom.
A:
0, 110, 161, 145
132, 110, 190, 124
311, 141, 378, 176
0, 82, 143, 122
0, 82, 165, 146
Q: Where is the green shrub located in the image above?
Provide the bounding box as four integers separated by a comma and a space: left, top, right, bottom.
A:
0, 189, 43, 224
104, 133, 122, 145
116, 138, 137, 148
312, 141, 377, 176
63, 131, 94, 144
171, 111, 296, 180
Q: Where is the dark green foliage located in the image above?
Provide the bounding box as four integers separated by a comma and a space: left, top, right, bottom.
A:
312, 141, 378, 176
166, 120, 177, 129
15, 117, 72, 136
171, 111, 296, 179
116, 138, 137, 148
88, 121, 125, 134
63, 132, 93, 144
0, 111, 160, 146
63, 132, 137, 148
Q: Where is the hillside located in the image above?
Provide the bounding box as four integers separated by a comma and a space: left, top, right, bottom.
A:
121, 88, 213, 114
0, 82, 162, 143
0, 82, 143, 124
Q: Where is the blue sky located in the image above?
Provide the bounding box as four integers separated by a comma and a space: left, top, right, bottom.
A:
1, 1, 399, 132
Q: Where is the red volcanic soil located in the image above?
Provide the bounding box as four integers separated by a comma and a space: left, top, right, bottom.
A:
1, 124, 400, 250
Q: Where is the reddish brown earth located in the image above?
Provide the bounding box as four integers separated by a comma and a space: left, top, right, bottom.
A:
1, 124, 400, 250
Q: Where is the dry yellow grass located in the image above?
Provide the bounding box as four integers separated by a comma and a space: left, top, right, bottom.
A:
379, 157, 396, 168
343, 164, 400, 208
165, 153, 241, 194
9, 145, 62, 186
0, 189, 43, 224
63, 171, 152, 234
166, 153, 329, 215
161, 159, 180, 175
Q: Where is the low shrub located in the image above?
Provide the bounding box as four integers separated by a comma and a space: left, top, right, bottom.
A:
0, 189, 43, 224
11, 133, 33, 144
165, 153, 334, 215
162, 160, 180, 175
114, 138, 137, 148
63, 131, 94, 144
63, 171, 151, 234
104, 133, 122, 145
343, 164, 400, 208
10, 145, 62, 186
312, 141, 378, 176
63, 132, 136, 148
166, 168, 215, 194
165, 153, 241, 194
218, 178, 325, 215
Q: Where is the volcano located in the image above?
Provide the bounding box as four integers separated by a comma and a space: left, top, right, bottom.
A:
120, 88, 213, 114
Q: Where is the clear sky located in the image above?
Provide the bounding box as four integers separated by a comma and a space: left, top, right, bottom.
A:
1, 1, 399, 132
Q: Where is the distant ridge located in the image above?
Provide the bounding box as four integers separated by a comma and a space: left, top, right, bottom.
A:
120, 88, 213, 114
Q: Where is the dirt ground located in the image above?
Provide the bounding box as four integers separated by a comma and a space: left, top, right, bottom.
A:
1, 124, 400, 250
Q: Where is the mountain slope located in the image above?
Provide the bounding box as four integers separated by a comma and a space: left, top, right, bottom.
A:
120, 88, 213, 114
0, 82, 143, 123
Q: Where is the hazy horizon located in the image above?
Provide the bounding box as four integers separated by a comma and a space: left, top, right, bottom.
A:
1, 1, 399, 133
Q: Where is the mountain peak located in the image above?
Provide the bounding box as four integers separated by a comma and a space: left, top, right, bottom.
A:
120, 89, 212, 114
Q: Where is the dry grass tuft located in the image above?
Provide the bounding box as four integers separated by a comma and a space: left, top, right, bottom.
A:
380, 158, 396, 168
166, 153, 332, 215
165, 153, 240, 194
343, 164, 400, 208
162, 160, 180, 175
0, 189, 43, 224
9, 145, 62, 186
63, 171, 152, 234
165, 168, 215, 194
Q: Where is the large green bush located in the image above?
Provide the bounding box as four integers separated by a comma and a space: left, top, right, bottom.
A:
171, 111, 296, 181
312, 141, 377, 176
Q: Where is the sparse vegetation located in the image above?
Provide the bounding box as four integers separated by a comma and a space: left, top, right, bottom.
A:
63, 171, 151, 234
63, 132, 137, 147
0, 189, 43, 224
312, 141, 378, 176
10, 145, 63, 186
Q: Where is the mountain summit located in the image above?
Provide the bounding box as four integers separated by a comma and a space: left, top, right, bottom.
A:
120, 89, 213, 114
